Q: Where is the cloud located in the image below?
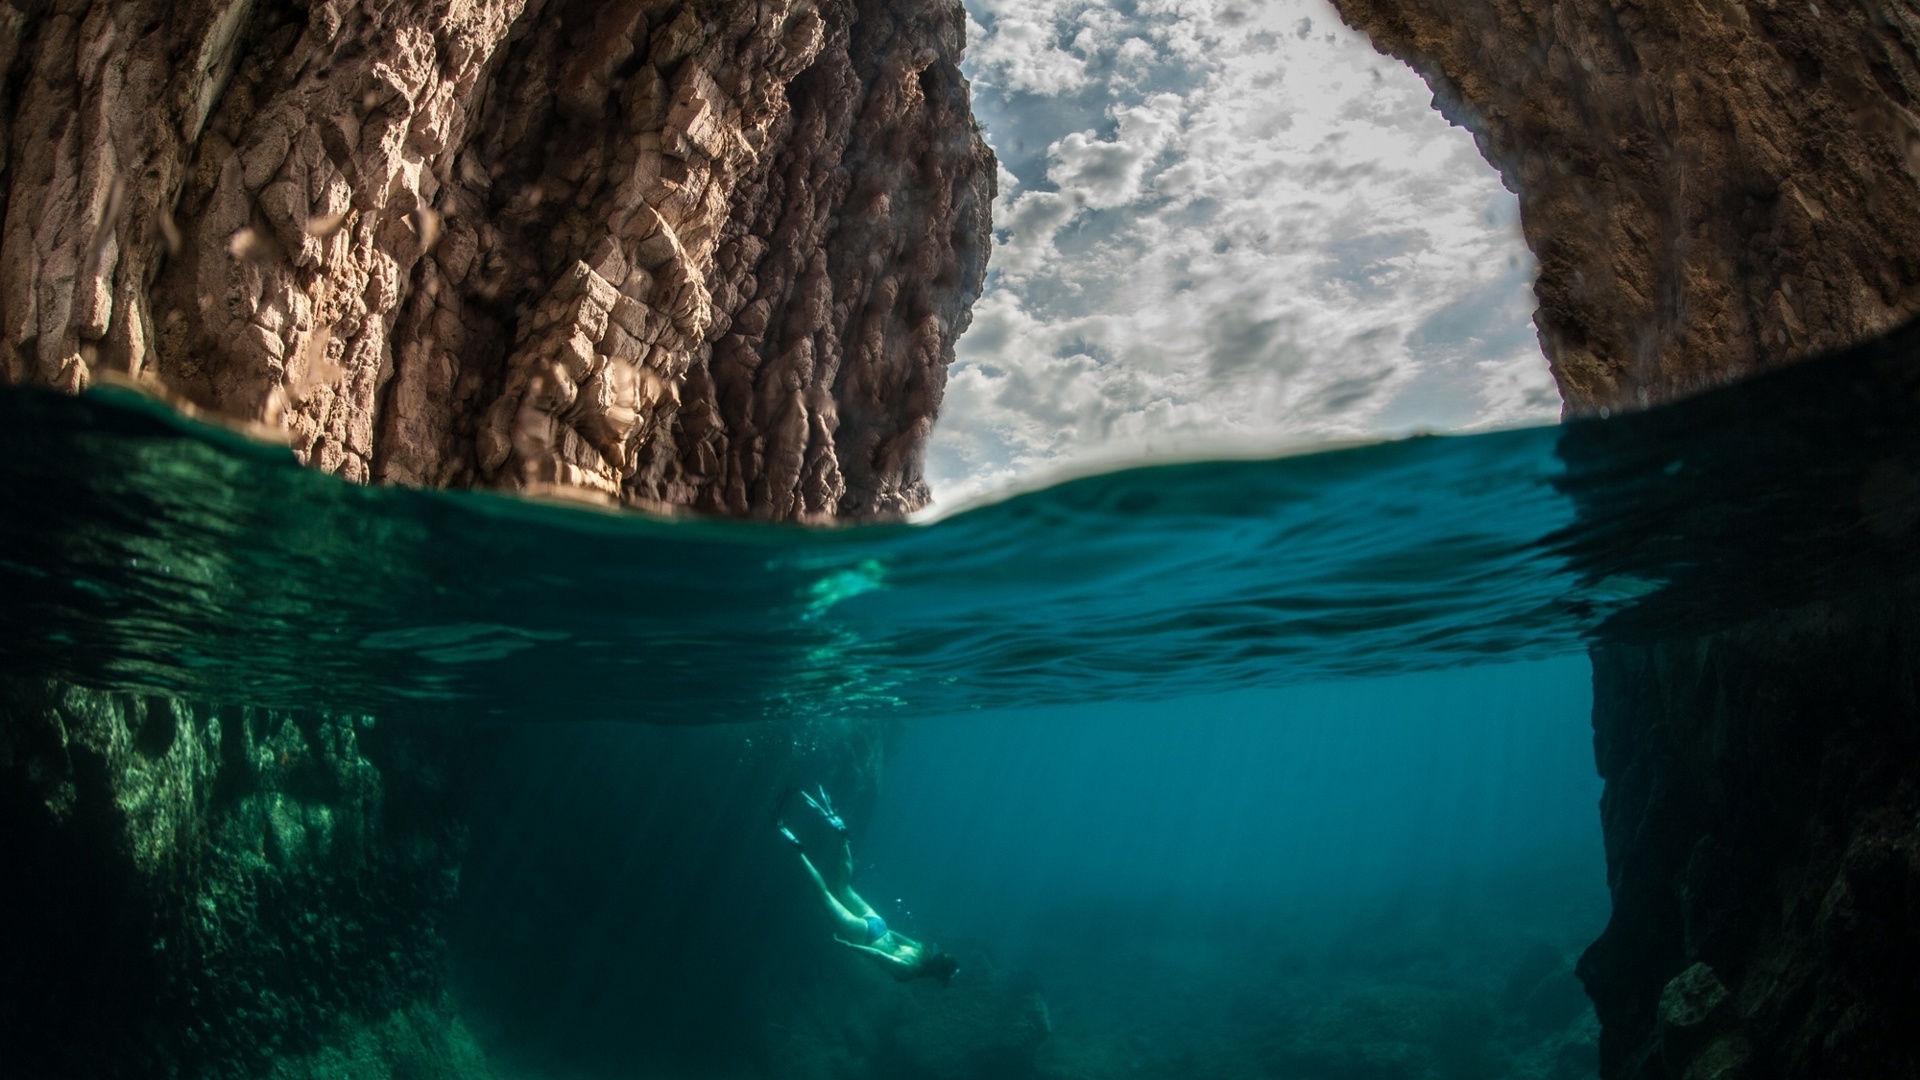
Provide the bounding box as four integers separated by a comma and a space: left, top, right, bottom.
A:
1042, 93, 1184, 211
931, 0, 1553, 506
967, 2, 1091, 95
1205, 303, 1304, 378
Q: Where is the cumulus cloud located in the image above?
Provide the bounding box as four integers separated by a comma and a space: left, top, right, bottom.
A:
932, 0, 1555, 506
966, 1, 1091, 95
1044, 94, 1184, 210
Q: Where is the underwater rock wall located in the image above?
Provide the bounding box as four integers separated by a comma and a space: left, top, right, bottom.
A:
1329, 0, 1920, 415
1325, 3, 1920, 1077
0, 680, 476, 1078
1582, 593, 1920, 1080
0, 0, 991, 520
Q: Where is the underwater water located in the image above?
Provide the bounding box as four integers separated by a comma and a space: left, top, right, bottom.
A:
6, 320, 1920, 1078
856, 664, 1608, 1078
449, 662, 1604, 1080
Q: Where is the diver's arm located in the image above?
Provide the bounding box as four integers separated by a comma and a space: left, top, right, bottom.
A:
834, 937, 910, 969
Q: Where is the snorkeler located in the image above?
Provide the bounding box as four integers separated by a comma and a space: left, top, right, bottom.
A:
778, 786, 960, 986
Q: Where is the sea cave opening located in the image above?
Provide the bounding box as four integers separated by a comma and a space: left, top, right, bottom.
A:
30, 0, 1920, 1075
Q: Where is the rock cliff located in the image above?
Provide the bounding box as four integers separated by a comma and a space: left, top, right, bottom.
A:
0, 0, 992, 520
1331, 0, 1920, 415
1328, 3, 1920, 1078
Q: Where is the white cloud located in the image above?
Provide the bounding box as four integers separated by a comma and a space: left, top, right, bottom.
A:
1042, 93, 1184, 211
933, 0, 1553, 507
966, 1, 1090, 95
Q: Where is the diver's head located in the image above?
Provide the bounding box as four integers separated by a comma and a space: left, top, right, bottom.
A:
921, 950, 960, 987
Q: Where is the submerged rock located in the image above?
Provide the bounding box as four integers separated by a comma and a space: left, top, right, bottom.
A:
1579, 587, 1920, 1080
0, 681, 469, 1077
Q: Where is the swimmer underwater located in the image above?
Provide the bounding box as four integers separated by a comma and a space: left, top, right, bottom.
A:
778, 787, 961, 986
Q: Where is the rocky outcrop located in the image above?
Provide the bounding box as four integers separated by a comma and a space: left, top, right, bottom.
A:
1326, 4, 1920, 1079
1331, 0, 1920, 415
0, 0, 992, 520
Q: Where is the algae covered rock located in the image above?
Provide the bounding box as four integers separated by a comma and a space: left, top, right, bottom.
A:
0, 680, 469, 1078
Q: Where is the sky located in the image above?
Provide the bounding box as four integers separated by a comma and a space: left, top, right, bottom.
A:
923, 0, 1560, 505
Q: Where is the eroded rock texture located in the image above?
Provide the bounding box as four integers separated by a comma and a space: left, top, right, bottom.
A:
0, 3, 986, 1075
1331, 0, 1920, 414
0, 0, 992, 520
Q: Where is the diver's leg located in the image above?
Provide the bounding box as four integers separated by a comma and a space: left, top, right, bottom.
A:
797, 788, 877, 921
797, 850, 870, 939
802, 786, 848, 835
833, 835, 879, 920
835, 834, 855, 888
841, 887, 880, 922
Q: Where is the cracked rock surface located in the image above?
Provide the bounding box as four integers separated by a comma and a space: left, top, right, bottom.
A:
0, 0, 992, 520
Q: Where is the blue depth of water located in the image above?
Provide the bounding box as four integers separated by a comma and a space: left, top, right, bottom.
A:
864, 663, 1600, 943
448, 661, 1605, 1079
857, 663, 1606, 1074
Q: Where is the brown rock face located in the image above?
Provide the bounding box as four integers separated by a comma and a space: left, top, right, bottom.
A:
1330, 0, 1920, 415
0, 0, 992, 520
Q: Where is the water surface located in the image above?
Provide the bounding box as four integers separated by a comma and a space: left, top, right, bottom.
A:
6, 319, 1917, 724
0, 393, 1582, 724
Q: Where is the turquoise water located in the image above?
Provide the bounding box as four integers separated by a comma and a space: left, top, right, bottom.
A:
7, 327, 1909, 723
1, 387, 1590, 723
6, 320, 1920, 1078
452, 661, 1605, 1079
862, 666, 1605, 1076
